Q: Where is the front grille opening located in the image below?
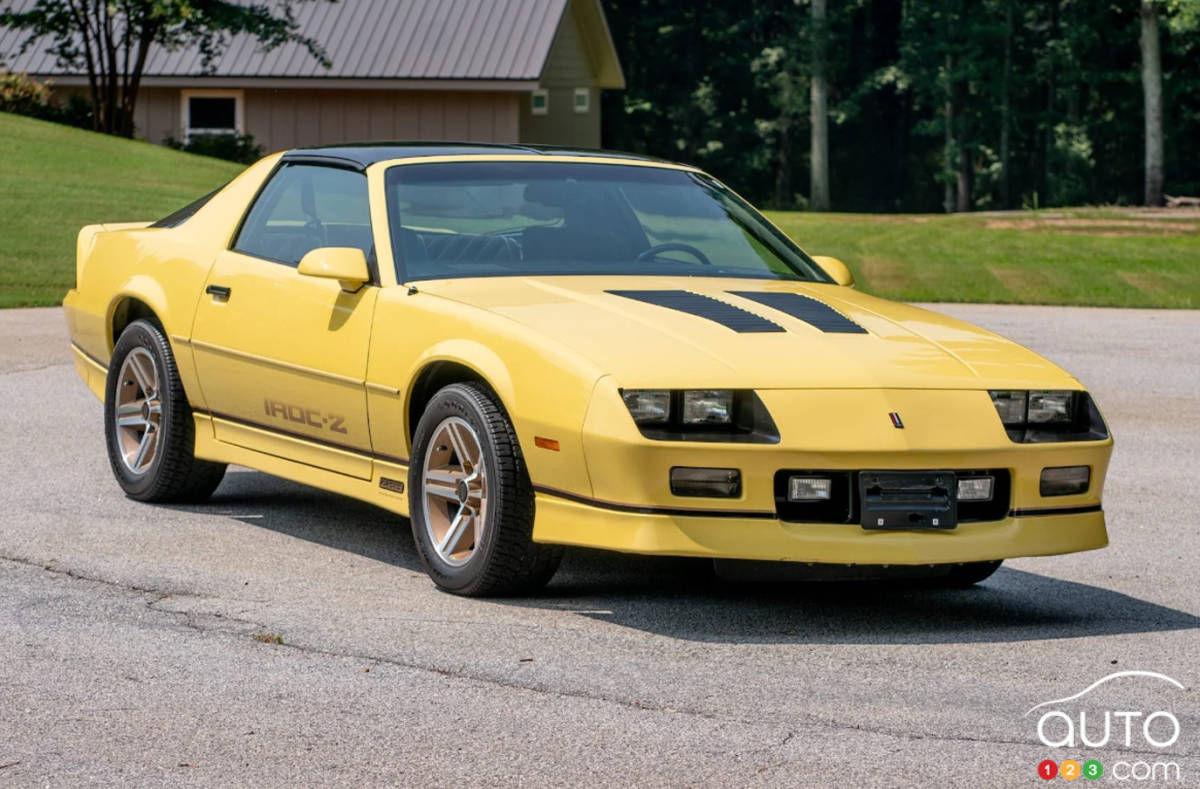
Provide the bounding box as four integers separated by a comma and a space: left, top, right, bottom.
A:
774, 468, 1011, 524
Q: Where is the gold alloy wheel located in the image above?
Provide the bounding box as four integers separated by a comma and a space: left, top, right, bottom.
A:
113, 347, 163, 475
421, 417, 488, 567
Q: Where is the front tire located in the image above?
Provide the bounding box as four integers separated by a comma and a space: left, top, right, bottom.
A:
104, 319, 226, 502
408, 382, 562, 596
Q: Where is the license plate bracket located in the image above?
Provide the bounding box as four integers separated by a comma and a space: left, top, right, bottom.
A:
859, 470, 958, 530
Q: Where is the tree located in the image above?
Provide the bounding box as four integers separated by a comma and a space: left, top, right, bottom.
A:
0, 0, 333, 137
809, 0, 830, 210
599, 0, 1200, 211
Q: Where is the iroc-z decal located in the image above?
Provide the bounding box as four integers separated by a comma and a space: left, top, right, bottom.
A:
263, 399, 348, 434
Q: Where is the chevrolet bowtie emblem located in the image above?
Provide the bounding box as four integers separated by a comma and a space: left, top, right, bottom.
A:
889, 412, 904, 429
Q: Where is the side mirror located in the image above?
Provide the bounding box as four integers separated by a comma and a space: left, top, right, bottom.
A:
298, 247, 370, 293
811, 255, 855, 287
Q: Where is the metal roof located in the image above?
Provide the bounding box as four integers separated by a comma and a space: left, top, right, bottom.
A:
282, 142, 672, 169
0, 0, 615, 83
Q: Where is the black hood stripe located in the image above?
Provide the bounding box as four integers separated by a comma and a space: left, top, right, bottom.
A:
606, 290, 785, 333
727, 291, 868, 334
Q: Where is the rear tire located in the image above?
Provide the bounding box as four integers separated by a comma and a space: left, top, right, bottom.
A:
104, 319, 226, 503
408, 382, 561, 596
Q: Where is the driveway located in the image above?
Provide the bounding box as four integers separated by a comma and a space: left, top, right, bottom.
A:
1, 304, 1198, 786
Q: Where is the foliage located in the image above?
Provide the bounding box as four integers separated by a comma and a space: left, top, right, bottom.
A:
0, 68, 50, 114
164, 131, 263, 164
601, 0, 1200, 211
1165, 0, 1200, 32
0, 0, 334, 137
0, 68, 93, 127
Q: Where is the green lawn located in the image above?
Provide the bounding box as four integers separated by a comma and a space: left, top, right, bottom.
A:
0, 112, 240, 307
1, 110, 1197, 308
767, 209, 1200, 309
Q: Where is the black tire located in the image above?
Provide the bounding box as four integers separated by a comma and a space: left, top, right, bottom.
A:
408, 382, 562, 596
937, 560, 1003, 587
104, 319, 226, 502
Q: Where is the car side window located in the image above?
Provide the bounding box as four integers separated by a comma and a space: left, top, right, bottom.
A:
234, 163, 373, 267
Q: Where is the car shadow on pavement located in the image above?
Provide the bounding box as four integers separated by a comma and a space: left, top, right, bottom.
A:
188, 469, 427, 574
537, 549, 1200, 645
197, 470, 1200, 646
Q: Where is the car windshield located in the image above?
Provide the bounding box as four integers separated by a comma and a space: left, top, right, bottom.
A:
384, 161, 829, 283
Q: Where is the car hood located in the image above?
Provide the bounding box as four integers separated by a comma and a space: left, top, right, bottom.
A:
416, 276, 1081, 390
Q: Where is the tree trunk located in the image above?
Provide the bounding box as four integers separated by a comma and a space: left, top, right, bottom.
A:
64, 0, 102, 131
999, 0, 1013, 208
1040, 0, 1060, 205
943, 53, 955, 213
809, 0, 830, 211
119, 23, 158, 138
1140, 1, 1164, 206
956, 144, 973, 212
775, 119, 793, 208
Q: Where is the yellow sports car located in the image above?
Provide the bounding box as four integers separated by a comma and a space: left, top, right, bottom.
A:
63, 144, 1112, 595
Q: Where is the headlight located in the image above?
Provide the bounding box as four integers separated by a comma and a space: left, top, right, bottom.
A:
1027, 390, 1073, 424
682, 390, 733, 425
988, 390, 1108, 443
622, 390, 670, 425
619, 389, 779, 443
989, 390, 1027, 424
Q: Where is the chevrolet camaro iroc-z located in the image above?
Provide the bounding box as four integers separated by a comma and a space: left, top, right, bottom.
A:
63, 144, 1112, 595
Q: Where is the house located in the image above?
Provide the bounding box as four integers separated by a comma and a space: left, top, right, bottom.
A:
0, 0, 624, 151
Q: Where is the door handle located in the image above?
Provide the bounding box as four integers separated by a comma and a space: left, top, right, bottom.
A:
206, 284, 232, 300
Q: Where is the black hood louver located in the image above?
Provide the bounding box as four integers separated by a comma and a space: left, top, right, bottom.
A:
727, 291, 868, 334
606, 290, 785, 333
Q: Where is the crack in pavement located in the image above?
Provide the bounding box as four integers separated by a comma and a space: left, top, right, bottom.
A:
0, 362, 73, 376
4, 554, 1195, 762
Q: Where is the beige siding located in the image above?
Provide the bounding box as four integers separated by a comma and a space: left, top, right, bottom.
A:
135, 87, 180, 142
50, 81, 585, 150
257, 88, 521, 148
518, 87, 600, 148
517, 1, 602, 148
124, 87, 522, 151
539, 0, 595, 88
53, 87, 520, 149
48, 85, 179, 143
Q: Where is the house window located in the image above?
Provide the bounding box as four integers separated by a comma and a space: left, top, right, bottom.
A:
573, 88, 590, 114
182, 90, 243, 138
530, 89, 549, 116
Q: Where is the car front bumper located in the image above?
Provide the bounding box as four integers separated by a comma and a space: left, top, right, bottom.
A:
533, 494, 1106, 564
528, 382, 1112, 564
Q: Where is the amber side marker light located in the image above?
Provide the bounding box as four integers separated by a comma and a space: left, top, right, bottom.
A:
534, 437, 560, 451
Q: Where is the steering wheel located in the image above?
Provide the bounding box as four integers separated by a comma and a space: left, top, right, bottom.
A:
305, 217, 328, 247
635, 242, 712, 266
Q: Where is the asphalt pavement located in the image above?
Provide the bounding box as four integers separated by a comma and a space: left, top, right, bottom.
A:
1, 304, 1198, 787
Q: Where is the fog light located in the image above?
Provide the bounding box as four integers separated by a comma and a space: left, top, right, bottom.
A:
956, 477, 994, 502
1040, 466, 1090, 496
670, 467, 741, 498
788, 476, 832, 501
